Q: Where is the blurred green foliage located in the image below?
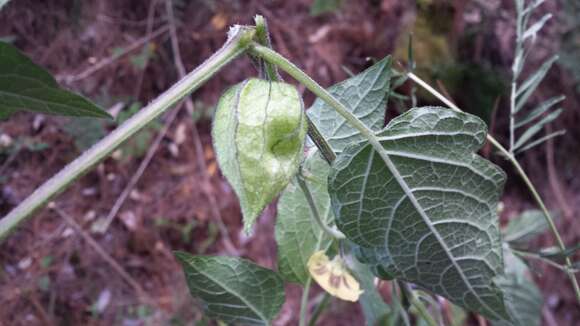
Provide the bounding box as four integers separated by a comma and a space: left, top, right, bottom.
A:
560, 0, 580, 93
310, 0, 343, 16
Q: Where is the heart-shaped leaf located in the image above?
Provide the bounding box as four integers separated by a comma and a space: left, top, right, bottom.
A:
329, 107, 509, 320
212, 79, 307, 233
175, 252, 285, 325
493, 248, 542, 326
275, 150, 334, 284
0, 42, 111, 119
308, 56, 392, 153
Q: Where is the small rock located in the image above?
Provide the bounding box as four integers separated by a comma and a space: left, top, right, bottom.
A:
17, 257, 32, 270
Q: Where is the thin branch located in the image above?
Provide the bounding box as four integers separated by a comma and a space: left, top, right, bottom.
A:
133, 0, 160, 99
307, 292, 331, 326
97, 100, 184, 233
50, 203, 153, 304
59, 25, 169, 84
545, 124, 572, 220
299, 277, 313, 326
296, 172, 345, 240
164, 0, 238, 254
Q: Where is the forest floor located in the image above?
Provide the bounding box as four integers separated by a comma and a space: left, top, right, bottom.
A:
0, 0, 579, 325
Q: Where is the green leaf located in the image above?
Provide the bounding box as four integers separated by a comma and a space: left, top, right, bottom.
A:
329, 107, 509, 320
513, 108, 562, 151
310, 0, 343, 16
347, 254, 392, 326
308, 56, 392, 153
175, 252, 285, 325
503, 210, 548, 245
275, 151, 333, 284
212, 79, 307, 233
493, 249, 542, 326
0, 0, 11, 11
515, 55, 558, 112
522, 13, 552, 41
514, 130, 565, 154
0, 42, 111, 119
539, 243, 580, 260
514, 95, 564, 128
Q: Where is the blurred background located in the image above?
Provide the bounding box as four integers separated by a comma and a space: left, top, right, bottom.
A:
0, 0, 579, 325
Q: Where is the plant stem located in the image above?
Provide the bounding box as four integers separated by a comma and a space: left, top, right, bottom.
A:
511, 249, 576, 273
253, 15, 281, 82
0, 26, 255, 242
509, 80, 516, 152
306, 117, 336, 165
296, 173, 345, 240
299, 277, 313, 326
253, 17, 336, 166
308, 293, 331, 326
407, 71, 580, 304
249, 44, 392, 173
399, 282, 439, 326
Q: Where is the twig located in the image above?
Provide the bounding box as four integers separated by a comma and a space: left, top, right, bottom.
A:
133, 0, 159, 99
545, 123, 572, 220
59, 25, 168, 84
97, 100, 184, 233
307, 292, 331, 326
542, 306, 558, 326
49, 203, 153, 304
27, 294, 54, 326
299, 277, 313, 326
164, 0, 238, 254
296, 171, 345, 240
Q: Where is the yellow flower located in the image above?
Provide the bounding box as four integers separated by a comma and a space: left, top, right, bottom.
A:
307, 251, 363, 302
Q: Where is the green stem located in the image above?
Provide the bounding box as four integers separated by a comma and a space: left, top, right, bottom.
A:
306, 117, 336, 165
308, 293, 331, 326
407, 71, 580, 304
249, 43, 396, 184
0, 26, 256, 242
253, 18, 337, 168
299, 277, 313, 326
399, 282, 438, 326
511, 249, 576, 273
253, 15, 281, 81
296, 172, 345, 240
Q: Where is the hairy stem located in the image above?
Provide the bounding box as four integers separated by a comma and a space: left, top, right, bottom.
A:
407, 71, 580, 304
399, 282, 439, 326
297, 172, 345, 240
299, 277, 313, 326
0, 26, 255, 242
